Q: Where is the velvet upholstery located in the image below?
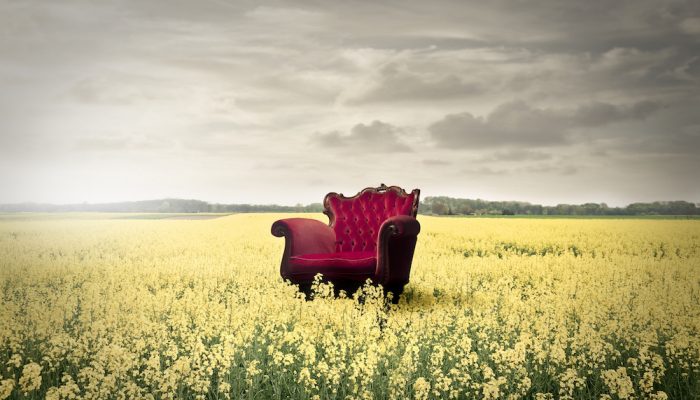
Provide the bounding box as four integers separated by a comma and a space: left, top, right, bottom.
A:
376, 215, 420, 287
288, 251, 376, 282
272, 184, 420, 299
326, 190, 416, 253
270, 218, 335, 279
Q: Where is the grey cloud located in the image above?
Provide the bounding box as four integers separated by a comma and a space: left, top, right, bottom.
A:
586, 99, 700, 156
348, 63, 482, 104
430, 100, 661, 149
75, 135, 173, 151
679, 17, 700, 34
422, 159, 451, 166
308, 178, 332, 187
75, 137, 130, 151
486, 150, 553, 162
244, 5, 324, 29
524, 164, 579, 175
673, 56, 700, 82
494, 46, 694, 102
461, 167, 508, 176
314, 1, 700, 56
67, 77, 146, 105
180, 140, 258, 156
572, 100, 662, 127
429, 101, 570, 149
315, 120, 411, 152
462, 163, 578, 176
316, 131, 344, 147
234, 73, 341, 109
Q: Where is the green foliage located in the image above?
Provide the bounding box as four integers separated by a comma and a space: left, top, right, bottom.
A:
421, 197, 700, 216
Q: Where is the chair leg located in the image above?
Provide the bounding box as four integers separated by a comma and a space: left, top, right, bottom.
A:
297, 283, 313, 300
296, 281, 405, 304
385, 284, 404, 304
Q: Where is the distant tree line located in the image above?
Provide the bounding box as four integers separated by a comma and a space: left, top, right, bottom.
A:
1, 197, 698, 216
419, 197, 700, 216
208, 202, 324, 213
0, 199, 323, 213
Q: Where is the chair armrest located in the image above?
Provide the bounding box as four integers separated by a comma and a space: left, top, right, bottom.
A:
271, 218, 336, 279
380, 215, 421, 238
376, 215, 421, 287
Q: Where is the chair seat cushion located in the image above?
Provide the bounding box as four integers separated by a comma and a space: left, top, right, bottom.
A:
288, 251, 376, 282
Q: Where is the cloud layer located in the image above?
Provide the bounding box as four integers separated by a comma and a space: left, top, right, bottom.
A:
0, 0, 698, 205
315, 120, 411, 152
429, 100, 661, 149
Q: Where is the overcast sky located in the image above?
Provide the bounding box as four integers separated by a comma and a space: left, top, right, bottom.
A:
1, 0, 699, 206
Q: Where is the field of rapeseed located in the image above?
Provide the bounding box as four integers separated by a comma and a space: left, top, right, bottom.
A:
0, 214, 698, 400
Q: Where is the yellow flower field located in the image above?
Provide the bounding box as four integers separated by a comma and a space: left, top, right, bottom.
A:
0, 214, 698, 399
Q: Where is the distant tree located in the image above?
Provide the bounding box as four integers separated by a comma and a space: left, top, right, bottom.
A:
158, 201, 170, 212
432, 202, 449, 215
456, 203, 473, 215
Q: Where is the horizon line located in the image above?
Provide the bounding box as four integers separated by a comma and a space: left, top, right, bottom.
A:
2, 196, 699, 209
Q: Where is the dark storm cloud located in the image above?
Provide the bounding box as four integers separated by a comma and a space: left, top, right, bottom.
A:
315, 120, 411, 152
429, 100, 662, 149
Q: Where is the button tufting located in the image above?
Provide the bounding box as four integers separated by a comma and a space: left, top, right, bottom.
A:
327, 190, 416, 254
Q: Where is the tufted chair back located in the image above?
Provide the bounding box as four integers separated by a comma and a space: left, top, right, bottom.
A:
324, 184, 420, 253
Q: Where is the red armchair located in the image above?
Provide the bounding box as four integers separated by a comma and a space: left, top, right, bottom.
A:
271, 184, 420, 300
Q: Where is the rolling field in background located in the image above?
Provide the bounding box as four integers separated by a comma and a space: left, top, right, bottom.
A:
0, 214, 698, 399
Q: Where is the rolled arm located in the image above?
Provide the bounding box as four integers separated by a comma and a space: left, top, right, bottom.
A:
376, 215, 421, 288
271, 218, 336, 279
380, 215, 421, 237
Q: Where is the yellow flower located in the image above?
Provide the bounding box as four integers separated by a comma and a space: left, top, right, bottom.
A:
19, 362, 42, 394
1, 214, 699, 399
0, 379, 15, 400
413, 377, 430, 400
602, 367, 634, 399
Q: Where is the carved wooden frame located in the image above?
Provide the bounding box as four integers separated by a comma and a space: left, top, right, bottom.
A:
322, 183, 421, 228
